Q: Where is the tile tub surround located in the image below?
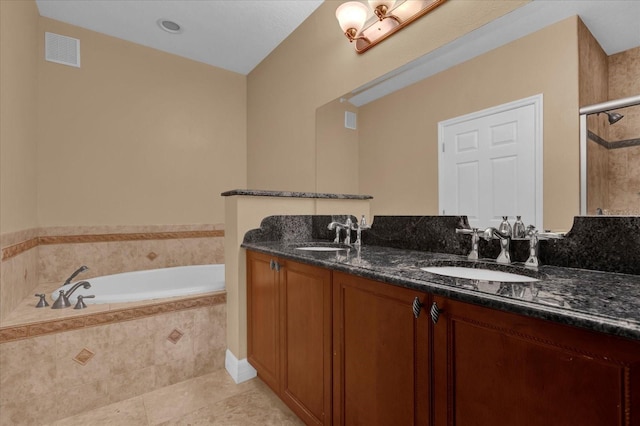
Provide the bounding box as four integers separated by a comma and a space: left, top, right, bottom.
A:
0, 224, 224, 322
242, 215, 640, 340
0, 295, 227, 426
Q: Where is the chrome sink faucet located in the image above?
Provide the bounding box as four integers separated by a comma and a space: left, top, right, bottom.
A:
328, 218, 354, 244
525, 227, 564, 268
456, 228, 481, 260
352, 215, 370, 247
482, 227, 511, 264
328, 219, 350, 243
328, 216, 370, 246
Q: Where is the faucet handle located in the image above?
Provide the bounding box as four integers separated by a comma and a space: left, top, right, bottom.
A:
74, 295, 95, 310
34, 294, 49, 308
456, 228, 479, 235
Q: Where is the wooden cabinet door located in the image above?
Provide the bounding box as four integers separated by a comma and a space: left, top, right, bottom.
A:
432, 296, 640, 426
333, 272, 430, 426
280, 260, 332, 425
246, 250, 280, 392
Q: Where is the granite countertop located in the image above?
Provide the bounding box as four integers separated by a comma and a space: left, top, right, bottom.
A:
221, 189, 373, 199
241, 215, 640, 341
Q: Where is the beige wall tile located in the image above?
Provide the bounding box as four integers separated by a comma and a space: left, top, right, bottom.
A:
1, 304, 226, 424
0, 334, 57, 405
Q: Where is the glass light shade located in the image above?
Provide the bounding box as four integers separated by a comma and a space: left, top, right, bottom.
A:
336, 2, 369, 33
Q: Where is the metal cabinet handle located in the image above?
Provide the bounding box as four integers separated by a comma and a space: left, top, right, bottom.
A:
430, 302, 441, 324
412, 297, 423, 319
269, 259, 281, 272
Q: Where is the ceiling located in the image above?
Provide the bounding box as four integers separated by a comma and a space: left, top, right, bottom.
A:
35, 0, 324, 75
35, 0, 639, 79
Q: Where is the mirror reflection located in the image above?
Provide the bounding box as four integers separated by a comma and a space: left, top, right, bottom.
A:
317, 9, 640, 231
585, 102, 640, 215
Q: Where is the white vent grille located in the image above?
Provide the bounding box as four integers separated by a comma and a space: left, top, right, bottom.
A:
45, 32, 80, 68
345, 111, 357, 130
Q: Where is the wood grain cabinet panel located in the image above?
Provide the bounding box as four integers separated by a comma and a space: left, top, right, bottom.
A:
247, 250, 280, 392
247, 250, 332, 425
432, 296, 640, 426
280, 261, 332, 425
332, 272, 431, 426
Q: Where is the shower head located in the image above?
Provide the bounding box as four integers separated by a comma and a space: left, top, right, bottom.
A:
598, 111, 624, 125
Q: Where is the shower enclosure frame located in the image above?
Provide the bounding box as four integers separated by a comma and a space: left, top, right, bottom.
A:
579, 94, 640, 215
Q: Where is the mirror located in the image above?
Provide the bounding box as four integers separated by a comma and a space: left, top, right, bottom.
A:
580, 96, 640, 215
316, 2, 640, 231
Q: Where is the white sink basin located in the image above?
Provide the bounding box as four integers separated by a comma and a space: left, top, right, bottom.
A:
295, 246, 347, 252
421, 266, 538, 283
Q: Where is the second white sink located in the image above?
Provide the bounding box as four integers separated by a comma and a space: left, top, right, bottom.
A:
421, 266, 538, 283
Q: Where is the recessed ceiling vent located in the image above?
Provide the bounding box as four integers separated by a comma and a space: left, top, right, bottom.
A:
45, 32, 80, 68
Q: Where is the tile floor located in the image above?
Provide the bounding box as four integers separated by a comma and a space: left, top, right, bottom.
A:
47, 370, 304, 425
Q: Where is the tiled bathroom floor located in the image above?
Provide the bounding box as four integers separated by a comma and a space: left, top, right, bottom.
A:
47, 369, 304, 425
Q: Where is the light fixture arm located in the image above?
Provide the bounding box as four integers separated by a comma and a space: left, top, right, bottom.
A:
344, 28, 372, 44
373, 5, 402, 24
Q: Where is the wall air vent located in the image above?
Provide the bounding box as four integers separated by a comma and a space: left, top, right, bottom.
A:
45, 32, 80, 68
345, 111, 357, 130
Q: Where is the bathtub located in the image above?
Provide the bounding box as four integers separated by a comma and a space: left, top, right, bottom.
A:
51, 264, 225, 304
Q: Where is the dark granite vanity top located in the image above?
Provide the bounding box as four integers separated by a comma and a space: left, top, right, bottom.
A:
221, 189, 373, 199
242, 215, 640, 341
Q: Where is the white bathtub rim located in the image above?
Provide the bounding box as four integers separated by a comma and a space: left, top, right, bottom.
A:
51, 264, 225, 305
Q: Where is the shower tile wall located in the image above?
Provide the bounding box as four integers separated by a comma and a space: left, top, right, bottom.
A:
0, 303, 226, 426
580, 32, 640, 215
607, 46, 640, 214
0, 224, 225, 322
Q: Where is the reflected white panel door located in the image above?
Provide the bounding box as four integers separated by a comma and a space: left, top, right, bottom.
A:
438, 95, 542, 230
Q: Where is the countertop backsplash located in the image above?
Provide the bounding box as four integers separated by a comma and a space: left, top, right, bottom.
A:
244, 215, 640, 275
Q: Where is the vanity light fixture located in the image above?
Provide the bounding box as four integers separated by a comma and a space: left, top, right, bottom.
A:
336, 0, 446, 53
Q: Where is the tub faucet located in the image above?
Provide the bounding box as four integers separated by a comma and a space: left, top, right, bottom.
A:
482, 227, 511, 264
51, 281, 92, 309
64, 265, 89, 285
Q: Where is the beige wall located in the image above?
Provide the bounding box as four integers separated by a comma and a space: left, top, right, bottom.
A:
315, 98, 359, 194
0, 0, 40, 234
36, 18, 247, 227
359, 17, 581, 231
247, 0, 528, 193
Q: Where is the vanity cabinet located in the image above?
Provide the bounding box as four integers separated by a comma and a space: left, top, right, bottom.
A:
249, 250, 640, 426
247, 250, 280, 392
332, 272, 431, 426
246, 250, 332, 426
431, 296, 640, 426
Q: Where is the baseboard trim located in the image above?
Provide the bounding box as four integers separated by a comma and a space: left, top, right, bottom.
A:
225, 349, 257, 384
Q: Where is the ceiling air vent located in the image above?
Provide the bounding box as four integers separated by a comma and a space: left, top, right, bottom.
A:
45, 32, 80, 68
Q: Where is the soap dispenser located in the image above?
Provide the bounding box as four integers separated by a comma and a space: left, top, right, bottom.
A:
499, 216, 512, 237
